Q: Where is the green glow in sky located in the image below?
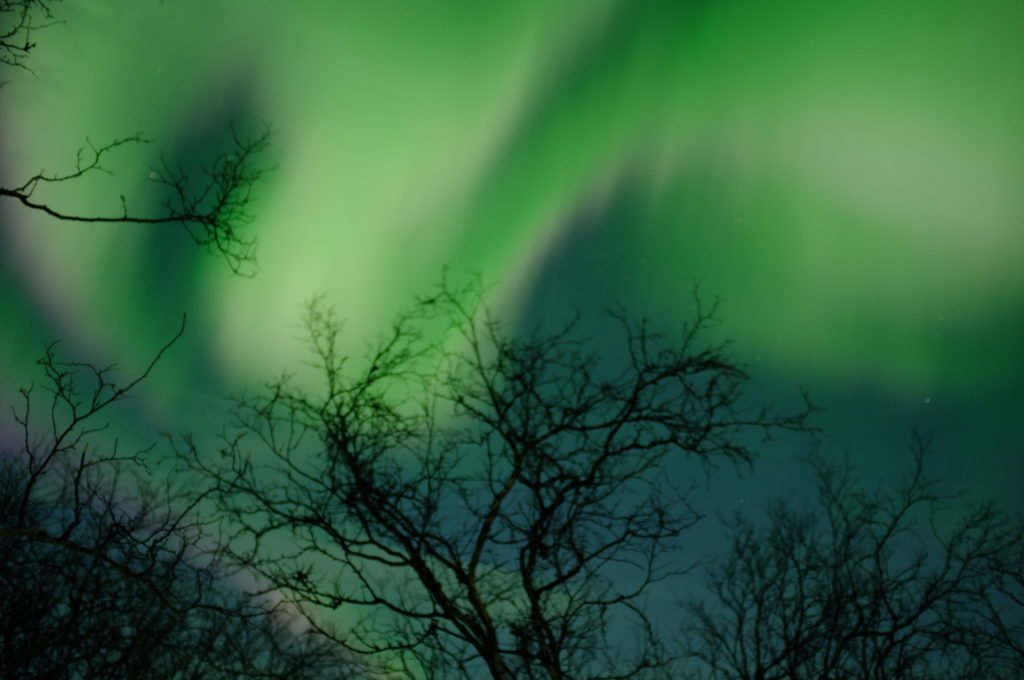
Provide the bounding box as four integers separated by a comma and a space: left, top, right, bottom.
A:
3, 1, 1023, 495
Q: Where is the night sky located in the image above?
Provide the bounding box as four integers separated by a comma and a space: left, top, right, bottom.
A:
2, 0, 1022, 563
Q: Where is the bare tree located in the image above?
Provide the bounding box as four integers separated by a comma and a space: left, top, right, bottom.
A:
1, 0, 272, 275
680, 437, 1024, 680
182, 280, 812, 679
0, 321, 356, 678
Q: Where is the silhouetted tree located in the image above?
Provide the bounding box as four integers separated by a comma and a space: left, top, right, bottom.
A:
182, 280, 812, 679
680, 438, 1024, 679
0, 0, 271, 275
0, 321, 357, 678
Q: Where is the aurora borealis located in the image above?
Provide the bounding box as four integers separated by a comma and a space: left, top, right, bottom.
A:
2, 0, 1023, 514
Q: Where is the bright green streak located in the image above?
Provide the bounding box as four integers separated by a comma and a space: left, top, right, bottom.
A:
4, 0, 1023, 416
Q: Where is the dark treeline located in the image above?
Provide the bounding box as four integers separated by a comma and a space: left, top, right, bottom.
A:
2, 282, 1021, 678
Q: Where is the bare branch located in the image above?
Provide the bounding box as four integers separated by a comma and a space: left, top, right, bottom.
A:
1, 126, 273, 275
0, 0, 59, 84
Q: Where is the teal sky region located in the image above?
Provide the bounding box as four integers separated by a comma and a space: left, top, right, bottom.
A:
2, 0, 1023, 514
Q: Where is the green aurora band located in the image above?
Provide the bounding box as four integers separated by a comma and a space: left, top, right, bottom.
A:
2, 1, 1022, 502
